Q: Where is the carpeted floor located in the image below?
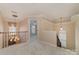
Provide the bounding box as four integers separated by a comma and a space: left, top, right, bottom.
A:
0, 40, 76, 55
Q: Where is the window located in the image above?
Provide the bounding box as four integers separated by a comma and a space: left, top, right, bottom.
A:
9, 24, 16, 32
8, 23, 16, 35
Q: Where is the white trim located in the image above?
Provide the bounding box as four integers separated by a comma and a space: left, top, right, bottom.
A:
28, 17, 30, 43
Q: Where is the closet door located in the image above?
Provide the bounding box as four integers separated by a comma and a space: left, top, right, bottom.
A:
59, 30, 66, 48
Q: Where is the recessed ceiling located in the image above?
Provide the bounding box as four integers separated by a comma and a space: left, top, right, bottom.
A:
0, 3, 79, 21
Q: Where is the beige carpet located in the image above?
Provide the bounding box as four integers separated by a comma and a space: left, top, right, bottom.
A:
0, 40, 76, 55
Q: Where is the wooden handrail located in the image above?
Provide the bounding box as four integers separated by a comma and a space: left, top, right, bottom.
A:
0, 31, 28, 34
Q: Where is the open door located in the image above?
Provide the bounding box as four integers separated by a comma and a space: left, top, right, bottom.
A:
28, 17, 38, 43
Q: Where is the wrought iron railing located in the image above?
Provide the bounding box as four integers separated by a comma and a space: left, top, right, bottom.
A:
0, 31, 28, 48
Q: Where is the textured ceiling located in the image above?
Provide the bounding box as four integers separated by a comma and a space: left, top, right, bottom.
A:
0, 3, 79, 21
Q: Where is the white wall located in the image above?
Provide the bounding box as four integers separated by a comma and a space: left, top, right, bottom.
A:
71, 16, 79, 51
36, 17, 57, 46
0, 16, 4, 32
0, 15, 4, 48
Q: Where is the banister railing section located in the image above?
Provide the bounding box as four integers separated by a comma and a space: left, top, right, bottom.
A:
0, 31, 28, 48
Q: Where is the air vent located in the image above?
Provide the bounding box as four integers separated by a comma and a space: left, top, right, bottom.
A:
12, 14, 18, 17
11, 10, 18, 18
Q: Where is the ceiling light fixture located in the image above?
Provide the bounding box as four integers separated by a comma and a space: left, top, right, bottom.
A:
60, 17, 63, 31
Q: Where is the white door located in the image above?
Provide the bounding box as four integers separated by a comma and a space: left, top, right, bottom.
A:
59, 30, 66, 48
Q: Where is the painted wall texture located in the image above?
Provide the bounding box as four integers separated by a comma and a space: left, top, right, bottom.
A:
71, 16, 79, 51
0, 15, 4, 48
36, 17, 57, 46
37, 17, 75, 50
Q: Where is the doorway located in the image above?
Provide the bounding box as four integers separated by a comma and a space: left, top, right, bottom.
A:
29, 17, 37, 43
